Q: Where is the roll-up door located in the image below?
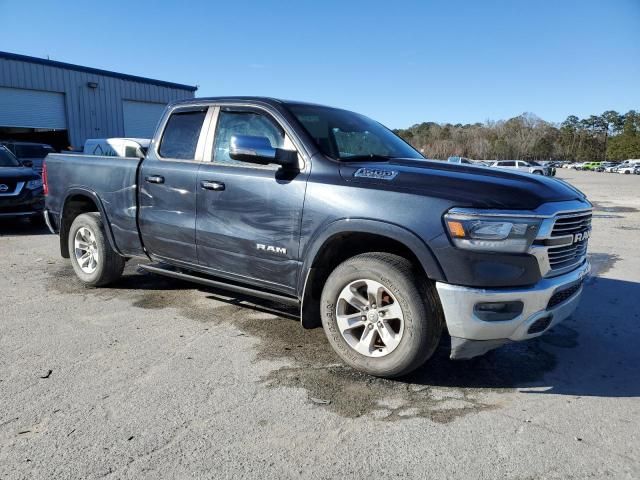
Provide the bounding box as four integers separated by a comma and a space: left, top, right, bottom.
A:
0, 87, 66, 129
123, 100, 166, 138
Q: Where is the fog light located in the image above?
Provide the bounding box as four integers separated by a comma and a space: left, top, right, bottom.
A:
474, 301, 524, 321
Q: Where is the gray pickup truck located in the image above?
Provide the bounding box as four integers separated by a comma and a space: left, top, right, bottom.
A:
43, 97, 591, 378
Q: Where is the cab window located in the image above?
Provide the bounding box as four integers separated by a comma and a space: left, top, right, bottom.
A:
213, 110, 284, 168
159, 109, 207, 160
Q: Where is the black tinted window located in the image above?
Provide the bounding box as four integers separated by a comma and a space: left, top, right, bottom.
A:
159, 109, 207, 160
124, 146, 139, 158
14, 145, 53, 158
501, 161, 516, 166
0, 146, 20, 167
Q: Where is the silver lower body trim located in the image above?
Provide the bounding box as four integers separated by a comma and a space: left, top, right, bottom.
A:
436, 261, 590, 357
43, 209, 57, 234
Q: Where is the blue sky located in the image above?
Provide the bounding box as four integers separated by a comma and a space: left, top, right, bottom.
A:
1, 0, 638, 128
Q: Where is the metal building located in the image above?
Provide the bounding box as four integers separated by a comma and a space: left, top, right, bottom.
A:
0, 51, 197, 150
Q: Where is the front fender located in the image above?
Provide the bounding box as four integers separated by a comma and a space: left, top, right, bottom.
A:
298, 218, 445, 294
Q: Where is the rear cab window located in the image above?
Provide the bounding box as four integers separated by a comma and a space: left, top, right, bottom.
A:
159, 108, 208, 160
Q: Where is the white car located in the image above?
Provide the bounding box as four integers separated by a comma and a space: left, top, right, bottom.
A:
490, 160, 546, 175
618, 164, 638, 175
83, 138, 150, 158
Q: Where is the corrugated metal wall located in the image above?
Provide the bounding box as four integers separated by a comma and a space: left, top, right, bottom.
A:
0, 56, 195, 148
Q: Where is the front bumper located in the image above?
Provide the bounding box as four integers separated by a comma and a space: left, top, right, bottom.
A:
436, 261, 589, 359
0, 186, 44, 218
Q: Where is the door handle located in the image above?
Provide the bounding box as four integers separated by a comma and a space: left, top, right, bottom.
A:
201, 180, 225, 191
145, 175, 164, 184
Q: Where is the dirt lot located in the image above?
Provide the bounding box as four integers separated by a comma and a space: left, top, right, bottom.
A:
1, 170, 639, 479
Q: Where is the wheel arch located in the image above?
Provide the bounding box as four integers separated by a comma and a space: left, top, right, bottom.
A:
59, 188, 121, 258
299, 219, 445, 328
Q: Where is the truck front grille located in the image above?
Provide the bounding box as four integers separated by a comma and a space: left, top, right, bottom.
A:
548, 211, 591, 272
551, 211, 592, 237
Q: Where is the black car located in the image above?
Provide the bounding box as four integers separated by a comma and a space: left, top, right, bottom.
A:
0, 145, 45, 222
0, 141, 55, 174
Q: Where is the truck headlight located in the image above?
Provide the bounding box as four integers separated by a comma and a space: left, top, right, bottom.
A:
26, 179, 43, 189
444, 211, 541, 253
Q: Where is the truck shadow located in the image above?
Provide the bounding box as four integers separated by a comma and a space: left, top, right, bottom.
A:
388, 275, 640, 398
203, 274, 640, 399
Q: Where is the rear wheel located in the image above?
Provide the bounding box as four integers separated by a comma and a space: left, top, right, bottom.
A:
320, 252, 443, 378
68, 213, 125, 286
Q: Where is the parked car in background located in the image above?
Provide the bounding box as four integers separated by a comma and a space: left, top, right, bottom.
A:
581, 162, 602, 171
604, 164, 620, 173
596, 162, 615, 172
529, 160, 555, 176
0, 141, 55, 174
0, 145, 44, 222
489, 160, 551, 175
83, 138, 150, 159
447, 156, 474, 165
617, 164, 639, 175
43, 96, 592, 378
617, 159, 640, 169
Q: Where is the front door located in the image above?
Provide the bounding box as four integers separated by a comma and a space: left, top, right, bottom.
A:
195, 107, 307, 293
138, 106, 209, 265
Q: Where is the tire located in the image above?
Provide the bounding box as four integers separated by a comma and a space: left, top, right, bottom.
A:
68, 212, 125, 287
320, 252, 443, 378
533, 170, 543, 175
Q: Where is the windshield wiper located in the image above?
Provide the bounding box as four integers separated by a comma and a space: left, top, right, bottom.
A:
340, 154, 395, 162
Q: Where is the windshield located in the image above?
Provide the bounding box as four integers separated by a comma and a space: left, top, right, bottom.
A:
286, 104, 424, 161
0, 147, 21, 167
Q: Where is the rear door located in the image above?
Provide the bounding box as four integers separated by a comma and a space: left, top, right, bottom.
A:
138, 105, 211, 265
195, 106, 308, 293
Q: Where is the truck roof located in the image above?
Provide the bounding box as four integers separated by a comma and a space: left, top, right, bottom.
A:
170, 96, 333, 109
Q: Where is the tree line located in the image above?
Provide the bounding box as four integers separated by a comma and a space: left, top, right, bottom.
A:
393, 110, 640, 162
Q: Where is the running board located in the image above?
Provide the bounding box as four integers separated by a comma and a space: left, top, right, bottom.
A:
138, 264, 300, 307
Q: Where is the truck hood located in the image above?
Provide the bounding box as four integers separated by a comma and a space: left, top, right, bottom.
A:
339, 158, 585, 210
0, 166, 40, 181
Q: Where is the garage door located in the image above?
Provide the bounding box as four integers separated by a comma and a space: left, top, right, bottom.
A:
0, 87, 67, 129
123, 100, 166, 138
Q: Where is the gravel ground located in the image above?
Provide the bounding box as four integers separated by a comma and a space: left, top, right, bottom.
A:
0, 169, 639, 479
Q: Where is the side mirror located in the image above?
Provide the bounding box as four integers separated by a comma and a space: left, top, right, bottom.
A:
22, 160, 33, 168
229, 135, 298, 169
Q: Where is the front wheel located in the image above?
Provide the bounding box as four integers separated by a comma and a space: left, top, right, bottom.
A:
68, 213, 125, 286
320, 253, 443, 378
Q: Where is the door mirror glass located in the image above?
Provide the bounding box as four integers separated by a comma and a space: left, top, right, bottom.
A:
229, 135, 298, 169
229, 135, 276, 164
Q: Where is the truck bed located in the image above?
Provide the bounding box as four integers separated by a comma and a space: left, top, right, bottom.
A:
45, 153, 144, 256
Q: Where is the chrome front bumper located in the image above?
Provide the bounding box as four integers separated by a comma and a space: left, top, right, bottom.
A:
436, 261, 589, 359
